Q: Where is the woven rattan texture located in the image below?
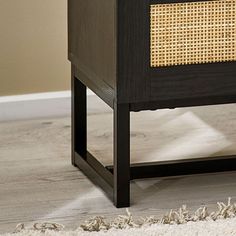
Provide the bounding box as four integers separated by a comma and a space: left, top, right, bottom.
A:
150, 0, 236, 67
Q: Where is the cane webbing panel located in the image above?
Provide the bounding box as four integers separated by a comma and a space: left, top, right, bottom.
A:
150, 0, 236, 67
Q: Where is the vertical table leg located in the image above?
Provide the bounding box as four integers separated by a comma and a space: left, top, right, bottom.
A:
71, 67, 87, 166
113, 103, 130, 207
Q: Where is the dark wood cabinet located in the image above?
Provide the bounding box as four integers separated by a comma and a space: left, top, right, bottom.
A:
68, 0, 236, 207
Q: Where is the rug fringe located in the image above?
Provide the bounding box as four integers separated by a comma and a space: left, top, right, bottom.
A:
13, 198, 236, 233
80, 197, 236, 232
13, 222, 64, 233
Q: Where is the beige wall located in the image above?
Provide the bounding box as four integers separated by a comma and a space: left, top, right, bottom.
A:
0, 0, 70, 96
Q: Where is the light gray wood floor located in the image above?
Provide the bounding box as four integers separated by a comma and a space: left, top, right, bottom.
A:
1, 97, 236, 233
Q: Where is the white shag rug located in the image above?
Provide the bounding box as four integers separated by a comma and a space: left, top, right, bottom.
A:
2, 218, 236, 236
2, 198, 236, 236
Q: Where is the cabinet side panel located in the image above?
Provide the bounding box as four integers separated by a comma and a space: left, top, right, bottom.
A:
68, 0, 116, 89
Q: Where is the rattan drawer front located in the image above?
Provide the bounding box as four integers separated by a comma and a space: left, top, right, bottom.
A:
150, 0, 236, 67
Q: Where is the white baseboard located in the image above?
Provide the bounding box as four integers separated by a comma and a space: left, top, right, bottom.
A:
0, 89, 102, 122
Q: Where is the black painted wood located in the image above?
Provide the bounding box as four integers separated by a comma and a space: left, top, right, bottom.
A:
74, 151, 113, 201
71, 73, 114, 202
149, 62, 236, 103
117, 0, 236, 104
69, 0, 236, 106
106, 155, 236, 180
71, 72, 130, 207
68, 0, 115, 107
130, 95, 236, 111
71, 67, 87, 165
113, 103, 130, 207
73, 66, 114, 108
117, 0, 150, 103
71, 67, 76, 166
69, 0, 236, 207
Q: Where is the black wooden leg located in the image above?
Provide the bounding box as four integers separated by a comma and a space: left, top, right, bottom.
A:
71, 67, 87, 166
113, 103, 130, 207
